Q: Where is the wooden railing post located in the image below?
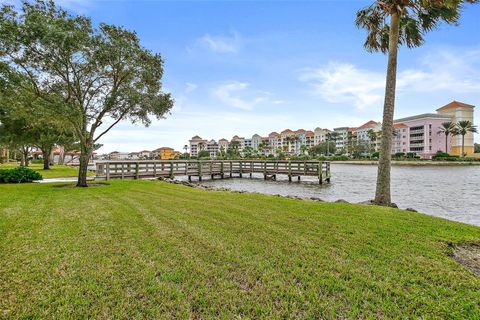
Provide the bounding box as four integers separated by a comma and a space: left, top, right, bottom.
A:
169, 161, 174, 178
288, 161, 292, 182
135, 162, 139, 180
106, 162, 110, 181
198, 160, 202, 181
318, 161, 323, 184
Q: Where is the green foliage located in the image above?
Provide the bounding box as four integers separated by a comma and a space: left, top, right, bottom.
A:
0, 0, 174, 185
0, 166, 42, 183
475, 143, 480, 153
432, 151, 479, 162
355, 0, 477, 53
371, 151, 380, 159
197, 150, 211, 159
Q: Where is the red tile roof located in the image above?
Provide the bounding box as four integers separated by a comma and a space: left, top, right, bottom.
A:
357, 120, 379, 130
393, 123, 408, 129
269, 132, 280, 136
295, 129, 306, 133
436, 100, 475, 112
191, 135, 202, 140
306, 130, 314, 137
281, 129, 293, 134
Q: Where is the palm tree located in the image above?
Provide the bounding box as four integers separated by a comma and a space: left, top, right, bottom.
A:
356, 0, 477, 205
367, 129, 377, 155
455, 120, 478, 157
325, 132, 332, 156
300, 144, 308, 155
437, 122, 456, 154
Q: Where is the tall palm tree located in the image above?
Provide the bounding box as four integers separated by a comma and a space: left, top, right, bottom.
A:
437, 122, 456, 153
455, 120, 478, 157
356, 0, 477, 206
325, 132, 332, 156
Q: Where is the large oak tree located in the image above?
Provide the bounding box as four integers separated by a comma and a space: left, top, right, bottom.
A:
0, 0, 174, 186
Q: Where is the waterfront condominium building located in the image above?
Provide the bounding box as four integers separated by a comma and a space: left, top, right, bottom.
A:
186, 100, 477, 159
305, 131, 315, 149
218, 138, 229, 154
314, 127, 329, 145
333, 127, 349, 151
268, 132, 281, 154
251, 134, 262, 151
206, 140, 219, 158
436, 101, 476, 156
391, 123, 409, 154
189, 135, 207, 157
393, 113, 452, 158
231, 135, 246, 151
280, 129, 296, 154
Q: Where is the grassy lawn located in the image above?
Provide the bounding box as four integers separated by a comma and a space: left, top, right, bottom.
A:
1, 180, 479, 318
0, 163, 93, 179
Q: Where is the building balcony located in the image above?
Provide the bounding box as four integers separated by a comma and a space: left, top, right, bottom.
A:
409, 129, 424, 134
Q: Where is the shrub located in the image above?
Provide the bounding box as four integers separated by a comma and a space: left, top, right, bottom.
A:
371, 152, 380, 159
0, 167, 43, 183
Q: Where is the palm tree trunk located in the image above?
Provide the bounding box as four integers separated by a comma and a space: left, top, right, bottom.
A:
374, 12, 401, 206
462, 135, 465, 157
445, 134, 448, 153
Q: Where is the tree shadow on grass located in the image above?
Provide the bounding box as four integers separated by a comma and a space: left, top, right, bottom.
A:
53, 182, 110, 189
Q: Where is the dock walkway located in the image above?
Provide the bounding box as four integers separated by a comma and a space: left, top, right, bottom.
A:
95, 160, 331, 184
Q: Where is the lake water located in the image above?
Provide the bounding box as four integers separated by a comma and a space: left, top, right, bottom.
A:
197, 164, 480, 227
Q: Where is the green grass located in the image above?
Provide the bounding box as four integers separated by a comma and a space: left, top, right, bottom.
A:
1, 181, 479, 318
0, 163, 93, 179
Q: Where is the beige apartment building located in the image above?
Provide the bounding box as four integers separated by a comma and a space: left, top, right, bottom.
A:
436, 101, 476, 156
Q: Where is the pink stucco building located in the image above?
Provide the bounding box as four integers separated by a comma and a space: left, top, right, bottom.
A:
393, 113, 452, 159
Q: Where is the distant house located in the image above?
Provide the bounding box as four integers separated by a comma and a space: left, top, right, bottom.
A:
109, 151, 129, 160
152, 147, 176, 160
138, 150, 151, 159
189, 136, 207, 157
128, 152, 140, 160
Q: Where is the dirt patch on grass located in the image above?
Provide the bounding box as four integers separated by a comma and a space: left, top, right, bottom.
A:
453, 243, 480, 277
53, 183, 110, 189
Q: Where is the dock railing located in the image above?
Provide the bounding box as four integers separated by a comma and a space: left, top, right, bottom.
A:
95, 160, 331, 184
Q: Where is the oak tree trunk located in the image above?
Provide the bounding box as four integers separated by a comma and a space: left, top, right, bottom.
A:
42, 149, 51, 170
374, 12, 401, 206
77, 139, 94, 187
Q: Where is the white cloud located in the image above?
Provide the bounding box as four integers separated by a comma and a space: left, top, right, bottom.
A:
211, 81, 274, 110
185, 82, 198, 93
299, 62, 385, 110
196, 32, 241, 54
299, 48, 480, 110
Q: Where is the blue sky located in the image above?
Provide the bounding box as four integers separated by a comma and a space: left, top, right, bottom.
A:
7, 0, 480, 152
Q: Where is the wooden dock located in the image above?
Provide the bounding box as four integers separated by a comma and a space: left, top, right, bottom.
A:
95, 160, 331, 184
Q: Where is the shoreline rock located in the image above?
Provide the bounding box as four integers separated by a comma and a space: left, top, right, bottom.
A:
157, 177, 419, 213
